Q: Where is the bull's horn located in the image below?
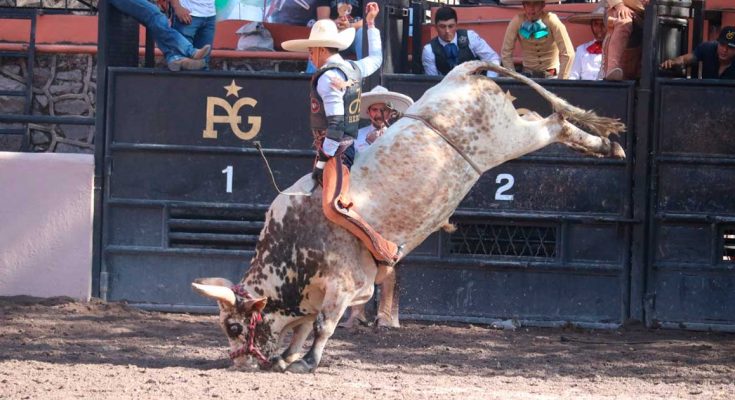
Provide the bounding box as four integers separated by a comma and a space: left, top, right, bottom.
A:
191, 282, 236, 307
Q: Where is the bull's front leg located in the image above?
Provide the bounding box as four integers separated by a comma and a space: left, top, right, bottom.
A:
269, 321, 313, 372
286, 286, 350, 373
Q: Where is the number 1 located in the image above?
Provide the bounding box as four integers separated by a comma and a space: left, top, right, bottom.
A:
222, 165, 233, 193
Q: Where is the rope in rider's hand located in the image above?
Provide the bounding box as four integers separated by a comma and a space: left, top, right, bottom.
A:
253, 141, 312, 197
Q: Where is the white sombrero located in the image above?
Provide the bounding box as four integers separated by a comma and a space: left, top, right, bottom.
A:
360, 86, 414, 119
566, 3, 605, 24
282, 19, 355, 53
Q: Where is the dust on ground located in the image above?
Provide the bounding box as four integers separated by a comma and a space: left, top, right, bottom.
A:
1, 296, 733, 400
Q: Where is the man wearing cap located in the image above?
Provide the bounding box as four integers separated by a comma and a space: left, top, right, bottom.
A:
500, 0, 575, 79
355, 86, 414, 153
283, 2, 404, 266
661, 26, 735, 80
568, 4, 606, 80
421, 6, 501, 77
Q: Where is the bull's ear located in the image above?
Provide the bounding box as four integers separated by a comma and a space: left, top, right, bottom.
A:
192, 280, 236, 308
237, 297, 268, 313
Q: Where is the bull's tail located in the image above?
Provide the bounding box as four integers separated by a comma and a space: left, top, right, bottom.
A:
453, 61, 626, 139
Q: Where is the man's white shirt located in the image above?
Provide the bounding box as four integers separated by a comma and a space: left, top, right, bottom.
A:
421, 30, 500, 77
179, 0, 216, 17
355, 124, 378, 153
568, 40, 602, 80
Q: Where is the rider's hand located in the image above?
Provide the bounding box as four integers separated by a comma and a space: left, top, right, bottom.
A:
312, 161, 325, 186
365, 2, 379, 26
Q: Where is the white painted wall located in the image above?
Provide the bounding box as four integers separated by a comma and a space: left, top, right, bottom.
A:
0, 151, 94, 300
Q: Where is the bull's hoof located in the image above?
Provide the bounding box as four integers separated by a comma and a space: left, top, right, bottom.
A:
610, 141, 626, 159
285, 359, 314, 374
376, 317, 400, 329
268, 356, 289, 372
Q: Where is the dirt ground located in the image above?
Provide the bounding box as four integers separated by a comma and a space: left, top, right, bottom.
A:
1, 297, 734, 400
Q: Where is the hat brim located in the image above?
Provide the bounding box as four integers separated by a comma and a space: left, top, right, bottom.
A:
360, 93, 414, 119
282, 28, 355, 53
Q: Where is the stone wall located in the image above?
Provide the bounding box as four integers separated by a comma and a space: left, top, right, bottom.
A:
0, 54, 97, 153
0, 53, 305, 153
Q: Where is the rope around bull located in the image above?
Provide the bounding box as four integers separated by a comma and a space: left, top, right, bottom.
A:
253, 141, 312, 197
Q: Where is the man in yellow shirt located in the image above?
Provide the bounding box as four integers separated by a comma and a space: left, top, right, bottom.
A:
500, 0, 575, 79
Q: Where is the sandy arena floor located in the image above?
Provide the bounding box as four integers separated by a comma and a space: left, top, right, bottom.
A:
1, 296, 734, 400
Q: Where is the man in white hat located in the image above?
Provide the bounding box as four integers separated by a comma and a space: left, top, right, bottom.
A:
355, 86, 413, 153
500, 0, 575, 79
283, 2, 404, 267
567, 4, 606, 80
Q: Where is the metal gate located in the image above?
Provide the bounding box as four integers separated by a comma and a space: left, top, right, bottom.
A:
101, 69, 314, 311
100, 69, 638, 326
384, 75, 637, 327
645, 79, 735, 331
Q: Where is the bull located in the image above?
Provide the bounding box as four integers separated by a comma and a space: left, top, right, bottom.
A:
192, 61, 626, 373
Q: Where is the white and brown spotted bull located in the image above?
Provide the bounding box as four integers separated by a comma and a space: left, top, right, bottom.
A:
192, 60, 626, 373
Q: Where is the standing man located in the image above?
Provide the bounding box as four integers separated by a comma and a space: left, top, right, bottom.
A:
342, 85, 413, 329
422, 6, 501, 77
355, 85, 413, 153
171, 0, 217, 69
282, 2, 404, 266
567, 4, 605, 80
500, 0, 575, 79
660, 26, 735, 80
108, 0, 211, 71
601, 0, 649, 80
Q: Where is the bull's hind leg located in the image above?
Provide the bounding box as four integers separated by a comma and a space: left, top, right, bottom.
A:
557, 118, 626, 159
269, 321, 313, 372
286, 283, 351, 373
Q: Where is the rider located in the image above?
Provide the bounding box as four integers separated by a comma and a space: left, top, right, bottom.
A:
282, 2, 403, 266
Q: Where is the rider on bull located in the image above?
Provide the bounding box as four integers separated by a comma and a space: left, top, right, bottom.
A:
283, 2, 404, 266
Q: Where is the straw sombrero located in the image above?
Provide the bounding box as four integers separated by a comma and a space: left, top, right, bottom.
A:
566, 3, 605, 24
360, 86, 414, 119
282, 19, 355, 52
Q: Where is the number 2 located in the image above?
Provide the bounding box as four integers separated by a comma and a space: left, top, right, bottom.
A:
495, 173, 514, 201
222, 165, 233, 193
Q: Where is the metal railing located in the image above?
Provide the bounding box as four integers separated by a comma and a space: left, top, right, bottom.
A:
0, 0, 97, 13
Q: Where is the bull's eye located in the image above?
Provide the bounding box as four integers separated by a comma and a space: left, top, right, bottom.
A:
226, 323, 243, 338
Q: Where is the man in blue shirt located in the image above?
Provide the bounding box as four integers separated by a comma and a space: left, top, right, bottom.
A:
661, 26, 735, 79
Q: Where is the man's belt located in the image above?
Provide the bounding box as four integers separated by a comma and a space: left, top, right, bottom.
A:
522, 68, 558, 78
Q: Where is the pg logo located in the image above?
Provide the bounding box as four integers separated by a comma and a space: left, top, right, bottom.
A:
202, 80, 262, 141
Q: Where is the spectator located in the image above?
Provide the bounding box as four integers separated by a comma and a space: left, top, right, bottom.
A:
421, 6, 501, 77
170, 0, 217, 69
266, 0, 319, 26
500, 0, 575, 79
567, 3, 605, 80
355, 85, 413, 153
601, 0, 648, 80
660, 26, 735, 80
109, 0, 210, 71
282, 3, 404, 267
317, 0, 364, 57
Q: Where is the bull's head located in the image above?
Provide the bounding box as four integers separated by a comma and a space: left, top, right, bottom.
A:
191, 277, 275, 369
